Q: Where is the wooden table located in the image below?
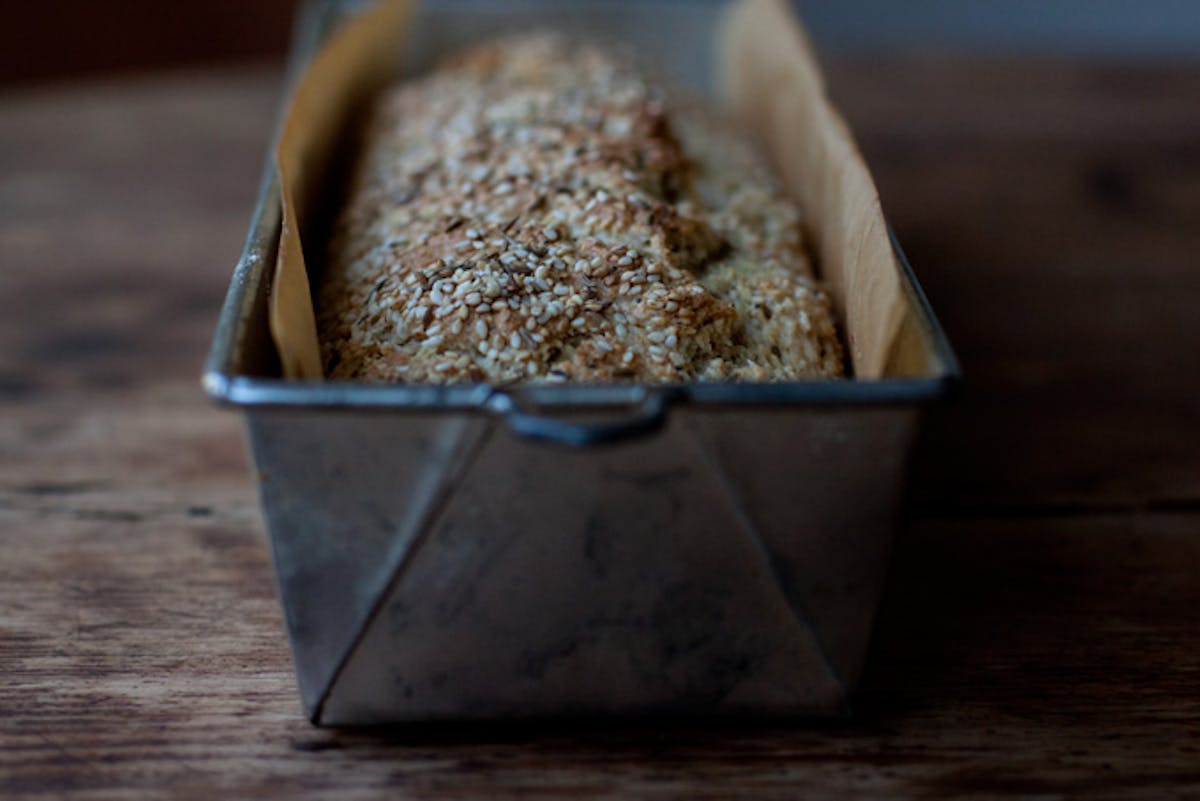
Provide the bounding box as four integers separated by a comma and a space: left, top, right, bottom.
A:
2, 59, 1198, 799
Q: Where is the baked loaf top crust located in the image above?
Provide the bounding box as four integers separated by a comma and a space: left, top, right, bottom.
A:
318, 34, 844, 384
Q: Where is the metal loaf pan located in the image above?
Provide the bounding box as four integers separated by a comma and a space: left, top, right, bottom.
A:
205, 0, 959, 725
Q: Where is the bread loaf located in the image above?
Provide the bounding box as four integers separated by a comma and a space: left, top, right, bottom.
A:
318, 34, 844, 383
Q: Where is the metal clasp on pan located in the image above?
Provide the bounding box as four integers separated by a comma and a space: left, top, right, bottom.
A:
486, 387, 679, 447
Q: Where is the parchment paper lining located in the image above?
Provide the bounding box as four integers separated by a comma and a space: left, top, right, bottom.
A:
269, 0, 926, 382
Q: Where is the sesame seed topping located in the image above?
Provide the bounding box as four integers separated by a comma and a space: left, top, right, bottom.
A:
317, 34, 844, 386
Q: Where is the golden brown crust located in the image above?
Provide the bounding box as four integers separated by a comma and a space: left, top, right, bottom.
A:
318, 34, 844, 384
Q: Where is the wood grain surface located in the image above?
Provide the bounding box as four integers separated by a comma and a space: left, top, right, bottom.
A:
2, 58, 1199, 799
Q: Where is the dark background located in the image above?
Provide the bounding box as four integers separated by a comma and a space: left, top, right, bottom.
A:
0, 0, 300, 86
5, 0, 1200, 87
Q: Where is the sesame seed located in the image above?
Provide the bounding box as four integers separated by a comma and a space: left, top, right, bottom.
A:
665, 333, 678, 348
450, 321, 464, 335
615, 324, 628, 338
618, 256, 633, 267
472, 241, 485, 250
465, 292, 482, 306
622, 350, 635, 364
466, 228, 480, 239
455, 239, 473, 249
475, 320, 489, 337
574, 259, 589, 271
571, 316, 587, 328
509, 332, 522, 349
554, 284, 570, 296
543, 225, 559, 241
495, 181, 514, 195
